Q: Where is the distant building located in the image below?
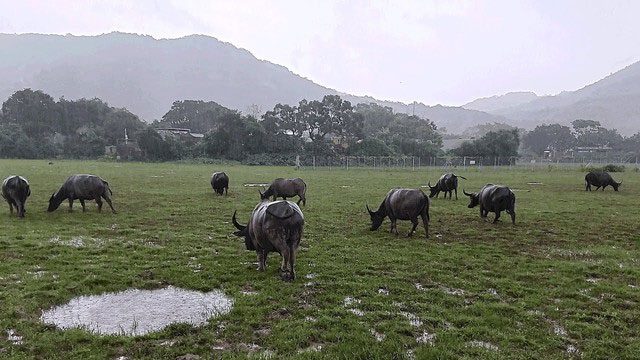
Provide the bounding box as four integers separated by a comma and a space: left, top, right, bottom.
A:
156, 128, 204, 140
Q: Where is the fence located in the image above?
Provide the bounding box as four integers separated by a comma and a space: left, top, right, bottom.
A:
286, 155, 640, 170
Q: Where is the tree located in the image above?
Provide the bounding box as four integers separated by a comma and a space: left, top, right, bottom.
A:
522, 124, 575, 155
262, 103, 305, 138
160, 100, 234, 133
1, 89, 61, 138
138, 128, 179, 161
452, 129, 519, 163
202, 113, 266, 160
355, 103, 395, 138
572, 119, 623, 148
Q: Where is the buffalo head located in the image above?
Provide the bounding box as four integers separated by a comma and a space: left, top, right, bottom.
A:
463, 189, 479, 208
613, 180, 622, 191
47, 193, 63, 212
366, 204, 385, 231
427, 181, 439, 198
231, 210, 255, 250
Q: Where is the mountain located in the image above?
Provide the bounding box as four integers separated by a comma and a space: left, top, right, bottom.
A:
0, 32, 504, 134
466, 62, 640, 135
462, 91, 538, 113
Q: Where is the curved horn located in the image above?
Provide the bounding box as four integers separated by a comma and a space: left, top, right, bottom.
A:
366, 204, 373, 215
463, 189, 473, 197
232, 210, 246, 230
428, 181, 432, 188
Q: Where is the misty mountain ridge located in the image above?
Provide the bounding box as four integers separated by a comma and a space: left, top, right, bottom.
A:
1, 32, 638, 135
463, 91, 539, 113
464, 62, 640, 135
0, 32, 505, 134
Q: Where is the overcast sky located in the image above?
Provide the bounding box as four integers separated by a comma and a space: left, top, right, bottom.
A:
1, 0, 639, 106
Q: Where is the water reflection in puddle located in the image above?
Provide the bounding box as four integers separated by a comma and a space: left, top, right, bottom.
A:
41, 286, 233, 336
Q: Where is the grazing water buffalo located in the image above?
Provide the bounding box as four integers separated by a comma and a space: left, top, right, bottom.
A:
48, 174, 116, 213
2, 175, 30, 218
260, 178, 306, 206
211, 171, 229, 195
585, 171, 621, 191
367, 188, 430, 238
428, 173, 467, 199
232, 199, 304, 281
464, 184, 515, 224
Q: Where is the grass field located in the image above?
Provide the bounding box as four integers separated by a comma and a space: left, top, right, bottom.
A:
1, 159, 639, 359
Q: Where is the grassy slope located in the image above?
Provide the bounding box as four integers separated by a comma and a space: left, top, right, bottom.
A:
0, 159, 638, 359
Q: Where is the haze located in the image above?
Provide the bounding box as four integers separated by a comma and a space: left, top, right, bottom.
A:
1, 0, 639, 106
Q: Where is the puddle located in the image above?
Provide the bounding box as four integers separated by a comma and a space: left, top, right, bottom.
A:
6, 329, 23, 345
400, 311, 422, 327
41, 286, 233, 336
49, 236, 105, 248
527, 182, 543, 185
243, 183, 269, 187
466, 340, 498, 351
370, 329, 385, 342
416, 331, 435, 345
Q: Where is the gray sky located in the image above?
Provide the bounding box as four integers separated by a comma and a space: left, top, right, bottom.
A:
1, 0, 639, 106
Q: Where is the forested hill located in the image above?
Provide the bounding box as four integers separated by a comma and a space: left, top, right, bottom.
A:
0, 32, 504, 133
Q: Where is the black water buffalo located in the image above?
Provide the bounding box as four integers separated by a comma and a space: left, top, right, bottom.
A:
48, 174, 116, 213
585, 171, 621, 191
211, 171, 229, 195
2, 175, 30, 218
260, 178, 306, 206
367, 188, 430, 238
232, 199, 304, 281
428, 173, 467, 199
464, 184, 516, 224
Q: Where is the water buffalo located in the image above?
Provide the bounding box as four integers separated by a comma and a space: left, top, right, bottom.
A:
232, 199, 304, 281
2, 175, 30, 218
367, 188, 430, 238
464, 184, 515, 224
211, 171, 229, 195
260, 178, 306, 206
48, 174, 116, 213
585, 171, 621, 191
428, 173, 467, 199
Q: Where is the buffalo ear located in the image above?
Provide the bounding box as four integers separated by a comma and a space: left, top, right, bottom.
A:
233, 230, 245, 237
366, 204, 373, 215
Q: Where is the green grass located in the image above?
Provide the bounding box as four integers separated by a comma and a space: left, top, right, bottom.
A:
1, 159, 638, 359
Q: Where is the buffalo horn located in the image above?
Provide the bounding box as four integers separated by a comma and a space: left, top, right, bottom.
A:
366, 204, 373, 215
463, 189, 473, 197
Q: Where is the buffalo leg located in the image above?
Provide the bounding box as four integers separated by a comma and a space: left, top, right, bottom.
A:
68, 199, 74, 212
79, 199, 86, 212
480, 206, 486, 218
95, 197, 102, 212
8, 201, 13, 214
279, 246, 293, 281
595, 186, 601, 191
103, 196, 117, 214
493, 211, 501, 223
509, 210, 516, 224
586, 183, 590, 191
455, 188, 458, 200
225, 187, 228, 196
407, 218, 418, 237
289, 247, 296, 281
421, 213, 429, 238
257, 250, 268, 271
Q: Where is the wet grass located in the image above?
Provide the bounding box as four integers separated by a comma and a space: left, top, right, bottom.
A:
1, 159, 639, 359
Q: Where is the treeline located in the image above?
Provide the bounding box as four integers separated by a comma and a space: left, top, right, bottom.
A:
0, 89, 145, 158
521, 119, 640, 156
0, 90, 444, 162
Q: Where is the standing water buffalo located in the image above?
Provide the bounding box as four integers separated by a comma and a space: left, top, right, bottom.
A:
428, 173, 467, 199
232, 198, 304, 281
260, 178, 306, 206
367, 188, 430, 238
211, 171, 229, 195
48, 174, 116, 213
585, 171, 621, 191
2, 175, 30, 218
464, 184, 516, 224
